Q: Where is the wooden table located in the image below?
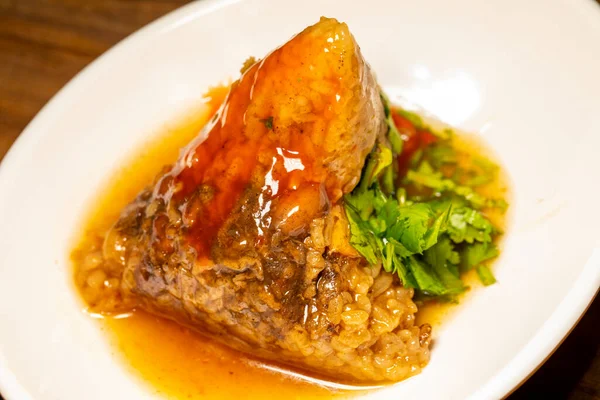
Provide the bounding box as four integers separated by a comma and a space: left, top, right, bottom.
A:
0, 1, 598, 399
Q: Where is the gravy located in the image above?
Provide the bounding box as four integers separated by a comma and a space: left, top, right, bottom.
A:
71, 91, 508, 398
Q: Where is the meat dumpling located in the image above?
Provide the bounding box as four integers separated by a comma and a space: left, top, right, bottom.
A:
103, 17, 431, 382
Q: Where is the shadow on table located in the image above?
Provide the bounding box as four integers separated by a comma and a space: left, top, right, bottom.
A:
509, 296, 600, 399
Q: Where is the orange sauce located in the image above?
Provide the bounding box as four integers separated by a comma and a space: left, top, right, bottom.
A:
72, 89, 368, 399
105, 311, 358, 400
150, 31, 360, 259
72, 89, 508, 399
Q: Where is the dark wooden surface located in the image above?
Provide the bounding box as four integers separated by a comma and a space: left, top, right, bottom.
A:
0, 1, 598, 399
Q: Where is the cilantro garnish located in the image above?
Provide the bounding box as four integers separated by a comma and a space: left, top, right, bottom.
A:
343, 93, 508, 300
476, 265, 497, 286
380, 93, 403, 154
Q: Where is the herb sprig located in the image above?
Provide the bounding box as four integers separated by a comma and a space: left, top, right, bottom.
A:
343, 94, 507, 300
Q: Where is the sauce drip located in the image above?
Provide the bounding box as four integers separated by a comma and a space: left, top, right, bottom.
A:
151, 36, 349, 259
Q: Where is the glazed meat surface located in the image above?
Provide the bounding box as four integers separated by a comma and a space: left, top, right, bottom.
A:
101, 17, 431, 382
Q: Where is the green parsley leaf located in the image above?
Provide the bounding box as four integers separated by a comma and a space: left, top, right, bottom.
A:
381, 163, 395, 195
345, 205, 381, 265
388, 237, 414, 258
422, 203, 452, 249
432, 262, 466, 294
423, 236, 465, 294
464, 173, 494, 187
407, 161, 489, 209
487, 198, 509, 212
472, 155, 499, 175
358, 145, 393, 192
380, 93, 403, 154
448, 207, 495, 244
424, 236, 460, 275
406, 161, 452, 190
388, 203, 433, 253
426, 142, 458, 168
405, 256, 448, 296
384, 242, 417, 288
371, 146, 393, 182
343, 97, 507, 301
476, 265, 497, 286
378, 197, 400, 229
461, 242, 499, 271
453, 186, 488, 209
346, 189, 375, 220
368, 215, 387, 235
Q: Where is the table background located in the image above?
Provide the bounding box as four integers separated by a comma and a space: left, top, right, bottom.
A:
0, 1, 598, 399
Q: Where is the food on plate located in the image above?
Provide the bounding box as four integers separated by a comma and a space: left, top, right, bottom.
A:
73, 17, 508, 387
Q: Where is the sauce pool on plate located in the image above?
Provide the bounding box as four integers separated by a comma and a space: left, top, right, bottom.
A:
71, 87, 508, 399
72, 88, 369, 399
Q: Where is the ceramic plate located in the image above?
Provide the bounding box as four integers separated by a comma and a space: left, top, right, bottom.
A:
1, 0, 599, 399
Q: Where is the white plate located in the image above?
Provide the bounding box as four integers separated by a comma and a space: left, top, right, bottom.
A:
1, 0, 599, 399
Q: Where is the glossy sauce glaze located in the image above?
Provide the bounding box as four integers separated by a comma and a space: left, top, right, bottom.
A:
72, 88, 369, 399
144, 27, 374, 262
72, 91, 507, 399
